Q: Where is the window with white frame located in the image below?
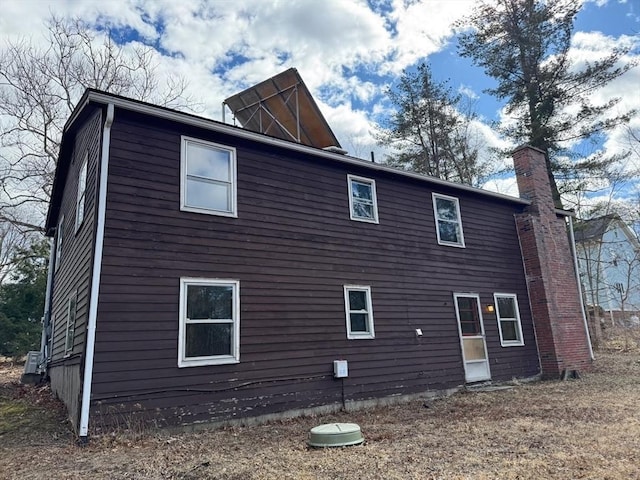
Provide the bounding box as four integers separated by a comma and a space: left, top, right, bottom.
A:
181, 137, 237, 217
55, 215, 64, 271
343, 285, 375, 339
75, 152, 88, 231
347, 175, 379, 223
432, 193, 465, 247
64, 292, 77, 355
178, 278, 240, 367
493, 293, 524, 346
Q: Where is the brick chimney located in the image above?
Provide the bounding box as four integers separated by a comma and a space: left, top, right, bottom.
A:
513, 145, 592, 379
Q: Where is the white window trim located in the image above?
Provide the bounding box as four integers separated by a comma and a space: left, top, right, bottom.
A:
180, 136, 237, 218
75, 152, 88, 232
54, 215, 64, 271
347, 174, 379, 224
344, 285, 375, 339
64, 291, 77, 356
178, 278, 240, 367
493, 293, 525, 347
432, 193, 466, 248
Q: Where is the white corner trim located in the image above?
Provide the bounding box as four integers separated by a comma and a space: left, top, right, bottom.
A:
79, 103, 114, 438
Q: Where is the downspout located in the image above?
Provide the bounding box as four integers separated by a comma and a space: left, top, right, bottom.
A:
568, 216, 595, 360
39, 238, 56, 372
79, 103, 114, 440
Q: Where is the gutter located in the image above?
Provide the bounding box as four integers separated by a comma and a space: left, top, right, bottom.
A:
568, 216, 595, 360
79, 103, 114, 440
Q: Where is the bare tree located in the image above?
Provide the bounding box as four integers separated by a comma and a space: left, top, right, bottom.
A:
0, 223, 30, 285
0, 15, 195, 269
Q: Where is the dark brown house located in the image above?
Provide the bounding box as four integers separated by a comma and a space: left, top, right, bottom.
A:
42, 89, 592, 440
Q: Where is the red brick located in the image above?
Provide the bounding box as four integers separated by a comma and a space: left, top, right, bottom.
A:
513, 146, 592, 378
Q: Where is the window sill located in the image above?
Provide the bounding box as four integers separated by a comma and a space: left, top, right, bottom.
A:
180, 205, 238, 218
437, 241, 466, 248
178, 356, 240, 368
347, 334, 375, 340
350, 216, 379, 224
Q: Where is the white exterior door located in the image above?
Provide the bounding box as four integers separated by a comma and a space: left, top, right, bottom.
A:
454, 293, 491, 382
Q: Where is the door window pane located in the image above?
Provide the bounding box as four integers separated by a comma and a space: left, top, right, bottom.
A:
463, 337, 486, 361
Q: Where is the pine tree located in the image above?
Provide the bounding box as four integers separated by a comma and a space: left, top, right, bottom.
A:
457, 0, 636, 206
377, 63, 489, 186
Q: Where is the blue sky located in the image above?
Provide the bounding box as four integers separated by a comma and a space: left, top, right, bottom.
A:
1, 0, 639, 208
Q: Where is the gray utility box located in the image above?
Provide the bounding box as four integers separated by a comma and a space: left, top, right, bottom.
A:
21, 351, 42, 384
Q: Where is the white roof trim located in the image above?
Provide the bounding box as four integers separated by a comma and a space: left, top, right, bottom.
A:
78, 90, 530, 206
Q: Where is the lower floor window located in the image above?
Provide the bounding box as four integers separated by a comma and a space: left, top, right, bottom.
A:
494, 293, 524, 346
344, 285, 375, 339
178, 278, 240, 367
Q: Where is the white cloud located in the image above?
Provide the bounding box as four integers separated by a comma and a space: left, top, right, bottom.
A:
380, 0, 474, 73
321, 101, 384, 158
0, 0, 637, 210
483, 176, 520, 198
458, 85, 479, 100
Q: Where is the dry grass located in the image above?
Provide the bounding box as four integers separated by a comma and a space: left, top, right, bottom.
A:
1, 333, 639, 480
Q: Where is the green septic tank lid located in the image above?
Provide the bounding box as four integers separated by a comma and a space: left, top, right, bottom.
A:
308, 423, 364, 448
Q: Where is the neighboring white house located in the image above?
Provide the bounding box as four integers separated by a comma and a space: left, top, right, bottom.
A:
575, 214, 640, 324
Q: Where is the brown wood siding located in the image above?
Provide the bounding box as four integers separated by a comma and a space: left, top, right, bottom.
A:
91, 109, 538, 428
48, 108, 102, 428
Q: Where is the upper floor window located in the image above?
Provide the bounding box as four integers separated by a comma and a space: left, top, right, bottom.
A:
75, 153, 88, 231
432, 193, 465, 247
344, 285, 375, 339
494, 293, 524, 346
178, 278, 240, 367
55, 215, 64, 271
347, 175, 379, 223
181, 137, 237, 217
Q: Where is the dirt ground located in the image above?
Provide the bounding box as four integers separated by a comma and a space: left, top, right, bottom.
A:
1, 330, 639, 480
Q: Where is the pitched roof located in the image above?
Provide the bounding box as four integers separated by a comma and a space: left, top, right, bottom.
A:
574, 214, 619, 242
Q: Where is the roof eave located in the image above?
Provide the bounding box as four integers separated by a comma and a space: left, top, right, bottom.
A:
82, 90, 530, 207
